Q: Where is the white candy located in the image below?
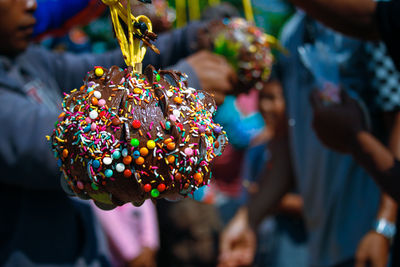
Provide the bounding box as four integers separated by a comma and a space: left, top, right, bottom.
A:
122, 148, 128, 157
89, 110, 98, 120
103, 157, 112, 165
173, 109, 180, 118
116, 163, 125, 173
94, 91, 102, 99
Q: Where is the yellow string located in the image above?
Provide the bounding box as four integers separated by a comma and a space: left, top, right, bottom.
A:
208, 0, 220, 6
101, 0, 154, 68
175, 0, 187, 28
242, 0, 254, 23
189, 0, 200, 21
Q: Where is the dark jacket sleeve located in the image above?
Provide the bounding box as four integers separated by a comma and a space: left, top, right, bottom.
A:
42, 21, 204, 92
142, 22, 205, 70
0, 88, 61, 190
376, 0, 400, 70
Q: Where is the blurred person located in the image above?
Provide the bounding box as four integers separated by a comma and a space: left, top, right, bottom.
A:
287, 0, 400, 202
219, 12, 397, 267
34, 0, 106, 38
93, 200, 159, 267
310, 90, 400, 267
201, 2, 240, 21
156, 198, 223, 267
0, 0, 236, 265
238, 80, 308, 267
130, 0, 174, 33
288, 0, 400, 69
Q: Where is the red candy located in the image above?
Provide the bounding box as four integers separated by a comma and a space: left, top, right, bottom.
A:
99, 111, 106, 118
157, 184, 166, 192
143, 184, 152, 192
123, 169, 132, 178
132, 120, 141, 129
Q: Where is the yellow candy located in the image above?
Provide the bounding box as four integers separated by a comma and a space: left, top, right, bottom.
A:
95, 67, 104, 77
134, 88, 142, 94
147, 140, 156, 150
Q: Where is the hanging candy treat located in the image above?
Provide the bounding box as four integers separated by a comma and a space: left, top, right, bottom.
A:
51, 65, 228, 209
49, 0, 228, 210
203, 18, 274, 92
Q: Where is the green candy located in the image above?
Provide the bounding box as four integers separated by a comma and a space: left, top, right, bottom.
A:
156, 74, 161, 82
131, 138, 140, 147
151, 189, 160, 198
91, 182, 99, 190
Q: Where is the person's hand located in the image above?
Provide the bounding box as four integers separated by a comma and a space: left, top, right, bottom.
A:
310, 89, 366, 154
128, 247, 157, 267
355, 231, 390, 267
218, 208, 256, 267
186, 50, 237, 105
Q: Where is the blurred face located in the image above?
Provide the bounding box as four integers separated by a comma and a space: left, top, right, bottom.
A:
258, 81, 286, 129
0, 0, 37, 56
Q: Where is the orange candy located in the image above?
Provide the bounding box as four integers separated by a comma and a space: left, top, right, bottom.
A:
174, 97, 183, 104
174, 173, 182, 181
140, 147, 149, 157
123, 156, 132, 165
194, 172, 203, 184
164, 138, 172, 144
166, 142, 176, 150
167, 155, 175, 164
62, 149, 69, 158
91, 97, 98, 106
135, 157, 145, 165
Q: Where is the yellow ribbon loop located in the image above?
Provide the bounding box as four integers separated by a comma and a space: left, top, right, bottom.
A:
101, 0, 156, 69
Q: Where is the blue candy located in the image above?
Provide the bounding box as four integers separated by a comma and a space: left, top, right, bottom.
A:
105, 169, 113, 178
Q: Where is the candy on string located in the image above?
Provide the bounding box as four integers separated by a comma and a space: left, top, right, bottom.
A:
241, 0, 287, 54
101, 0, 159, 70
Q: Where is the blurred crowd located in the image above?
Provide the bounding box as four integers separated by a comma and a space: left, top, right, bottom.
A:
1, 0, 400, 267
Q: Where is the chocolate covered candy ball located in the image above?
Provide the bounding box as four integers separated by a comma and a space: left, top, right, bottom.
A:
51, 65, 228, 209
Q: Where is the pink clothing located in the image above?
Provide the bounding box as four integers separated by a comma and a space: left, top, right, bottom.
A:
92, 200, 159, 266
235, 89, 259, 116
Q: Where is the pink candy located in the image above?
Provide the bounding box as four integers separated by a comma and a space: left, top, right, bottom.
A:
184, 148, 193, 156
98, 99, 106, 107
91, 123, 97, 131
